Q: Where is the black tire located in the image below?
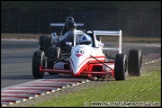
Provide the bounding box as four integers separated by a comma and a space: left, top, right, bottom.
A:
40, 50, 58, 75
128, 49, 142, 76
40, 51, 46, 69
32, 50, 44, 78
114, 54, 127, 80
39, 36, 48, 51
44, 37, 52, 52
46, 47, 61, 60
46, 47, 61, 75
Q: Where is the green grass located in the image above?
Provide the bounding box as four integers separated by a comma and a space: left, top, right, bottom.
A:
32, 68, 161, 107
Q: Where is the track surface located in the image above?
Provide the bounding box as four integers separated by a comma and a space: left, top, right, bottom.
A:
1, 39, 161, 106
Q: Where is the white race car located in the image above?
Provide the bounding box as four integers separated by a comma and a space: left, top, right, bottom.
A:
32, 17, 142, 81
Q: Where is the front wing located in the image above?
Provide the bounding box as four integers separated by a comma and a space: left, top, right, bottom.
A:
39, 61, 115, 77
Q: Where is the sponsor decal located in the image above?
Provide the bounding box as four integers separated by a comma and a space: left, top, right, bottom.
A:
75, 50, 84, 57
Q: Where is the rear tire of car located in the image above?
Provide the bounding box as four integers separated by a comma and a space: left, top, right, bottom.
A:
46, 47, 61, 60
114, 54, 127, 80
32, 50, 44, 79
128, 49, 142, 76
44, 37, 52, 52
39, 36, 48, 51
46, 47, 61, 75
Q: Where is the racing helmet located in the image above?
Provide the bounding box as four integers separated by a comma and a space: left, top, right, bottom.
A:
65, 20, 76, 30
65, 16, 76, 30
80, 34, 92, 46
66, 17, 74, 22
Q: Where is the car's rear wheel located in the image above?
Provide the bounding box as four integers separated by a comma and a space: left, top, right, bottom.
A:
39, 36, 48, 51
44, 37, 52, 52
46, 47, 61, 60
32, 50, 44, 78
46, 47, 61, 75
128, 49, 142, 76
114, 54, 127, 80
40, 50, 59, 76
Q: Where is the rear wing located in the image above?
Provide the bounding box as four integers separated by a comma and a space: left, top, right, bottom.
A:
50, 23, 84, 35
50, 23, 84, 27
93, 30, 122, 54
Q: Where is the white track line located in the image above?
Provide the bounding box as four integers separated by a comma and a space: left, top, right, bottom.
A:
142, 58, 161, 66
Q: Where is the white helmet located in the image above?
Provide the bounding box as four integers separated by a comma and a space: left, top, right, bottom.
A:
80, 34, 92, 42
80, 34, 92, 46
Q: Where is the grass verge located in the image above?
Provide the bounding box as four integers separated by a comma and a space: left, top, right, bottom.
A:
32, 64, 161, 107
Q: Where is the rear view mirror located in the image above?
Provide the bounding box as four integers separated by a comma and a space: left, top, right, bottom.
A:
66, 42, 72, 46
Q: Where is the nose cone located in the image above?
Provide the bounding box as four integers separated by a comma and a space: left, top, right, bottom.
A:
70, 45, 91, 76
70, 54, 87, 76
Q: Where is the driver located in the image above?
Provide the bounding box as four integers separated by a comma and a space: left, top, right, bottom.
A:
61, 17, 76, 35
51, 17, 93, 48
51, 17, 80, 46
59, 17, 80, 46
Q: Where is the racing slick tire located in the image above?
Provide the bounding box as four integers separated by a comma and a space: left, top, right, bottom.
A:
46, 47, 61, 60
114, 54, 127, 80
44, 37, 52, 52
32, 50, 44, 78
46, 47, 61, 75
39, 36, 48, 51
40, 50, 59, 75
128, 49, 142, 76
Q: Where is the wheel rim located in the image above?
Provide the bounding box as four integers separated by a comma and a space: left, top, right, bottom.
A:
124, 59, 127, 73
41, 52, 46, 68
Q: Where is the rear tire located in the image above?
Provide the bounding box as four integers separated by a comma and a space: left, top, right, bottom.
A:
114, 54, 127, 80
128, 49, 142, 76
39, 36, 48, 51
46, 47, 61, 60
44, 38, 58, 75
44, 37, 52, 52
32, 50, 44, 78
46, 47, 61, 75
40, 51, 58, 76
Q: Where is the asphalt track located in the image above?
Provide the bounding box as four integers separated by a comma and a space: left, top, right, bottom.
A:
1, 39, 161, 89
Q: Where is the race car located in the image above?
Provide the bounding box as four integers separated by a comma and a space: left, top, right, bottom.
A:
32, 17, 142, 81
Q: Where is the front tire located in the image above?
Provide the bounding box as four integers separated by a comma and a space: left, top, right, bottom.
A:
128, 49, 142, 76
32, 50, 44, 78
114, 54, 127, 80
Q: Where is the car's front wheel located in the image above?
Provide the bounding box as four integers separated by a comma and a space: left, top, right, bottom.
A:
114, 54, 127, 80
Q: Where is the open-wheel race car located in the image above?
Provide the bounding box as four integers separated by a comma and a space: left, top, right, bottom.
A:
32, 17, 142, 81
